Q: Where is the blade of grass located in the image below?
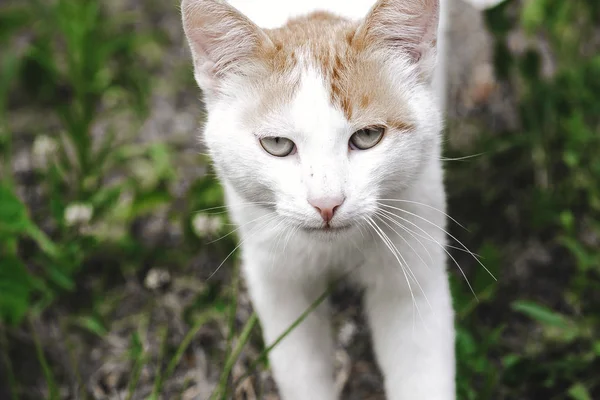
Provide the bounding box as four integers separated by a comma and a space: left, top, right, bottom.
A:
211, 312, 259, 400
225, 262, 240, 368
148, 326, 169, 400
163, 310, 217, 384
231, 285, 333, 391
124, 339, 147, 400
124, 354, 146, 400
30, 317, 60, 400
175, 376, 193, 400
125, 315, 149, 400
148, 310, 218, 399
60, 318, 87, 400
0, 328, 19, 400
0, 53, 20, 188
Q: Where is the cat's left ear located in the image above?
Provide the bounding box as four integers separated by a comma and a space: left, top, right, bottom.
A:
355, 0, 439, 80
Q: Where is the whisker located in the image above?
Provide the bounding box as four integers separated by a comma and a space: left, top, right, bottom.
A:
439, 152, 486, 162
377, 208, 479, 301
375, 212, 433, 268
378, 203, 496, 281
371, 216, 432, 334
268, 218, 292, 270
352, 218, 366, 239
194, 201, 276, 214
377, 198, 468, 231
377, 209, 475, 255
363, 217, 424, 333
202, 210, 231, 216
372, 215, 434, 313
206, 212, 277, 245
207, 214, 278, 280
282, 223, 300, 263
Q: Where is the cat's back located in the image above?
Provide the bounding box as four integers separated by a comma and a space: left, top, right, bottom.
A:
226, 0, 376, 29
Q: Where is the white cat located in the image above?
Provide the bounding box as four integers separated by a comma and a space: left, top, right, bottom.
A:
181, 1, 500, 398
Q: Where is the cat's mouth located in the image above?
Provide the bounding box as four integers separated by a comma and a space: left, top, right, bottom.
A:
302, 224, 352, 233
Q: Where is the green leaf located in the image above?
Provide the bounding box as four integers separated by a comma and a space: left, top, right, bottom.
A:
0, 51, 22, 114
593, 341, 600, 356
511, 301, 571, 328
129, 331, 143, 359
130, 190, 172, 219
47, 164, 67, 226
0, 254, 32, 325
473, 242, 500, 294
559, 211, 575, 231
521, 0, 547, 33
89, 185, 123, 220
148, 143, 175, 180
0, 6, 31, 45
74, 315, 108, 338
455, 327, 477, 356
558, 235, 597, 272
188, 175, 224, 211
47, 266, 75, 291
0, 182, 60, 259
25, 224, 60, 259
502, 354, 521, 369
568, 383, 592, 400
0, 183, 30, 234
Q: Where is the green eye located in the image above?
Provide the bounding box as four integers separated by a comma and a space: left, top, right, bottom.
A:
349, 127, 385, 150
260, 137, 296, 157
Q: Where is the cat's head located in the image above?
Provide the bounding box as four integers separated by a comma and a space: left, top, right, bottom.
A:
182, 0, 442, 237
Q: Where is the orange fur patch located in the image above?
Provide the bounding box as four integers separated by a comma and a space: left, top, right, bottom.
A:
255, 12, 415, 132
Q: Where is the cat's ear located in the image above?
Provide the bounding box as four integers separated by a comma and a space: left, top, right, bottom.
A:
181, 0, 273, 101
355, 0, 439, 80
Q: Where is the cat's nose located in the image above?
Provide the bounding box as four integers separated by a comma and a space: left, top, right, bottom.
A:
308, 196, 345, 223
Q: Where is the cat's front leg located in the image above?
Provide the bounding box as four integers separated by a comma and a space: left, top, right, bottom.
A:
364, 273, 456, 400
243, 249, 337, 400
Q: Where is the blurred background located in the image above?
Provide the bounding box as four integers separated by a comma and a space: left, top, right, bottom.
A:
0, 0, 598, 399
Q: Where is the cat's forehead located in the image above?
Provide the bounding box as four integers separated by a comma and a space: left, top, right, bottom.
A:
249, 12, 415, 131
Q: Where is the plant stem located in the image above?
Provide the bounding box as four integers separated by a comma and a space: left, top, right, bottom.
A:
231, 286, 332, 391
148, 326, 169, 400
124, 352, 146, 400
225, 262, 240, 366
30, 318, 60, 400
162, 311, 217, 388
211, 313, 259, 400
0, 328, 19, 400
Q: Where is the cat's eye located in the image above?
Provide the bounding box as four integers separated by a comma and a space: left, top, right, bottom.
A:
349, 127, 385, 150
259, 136, 296, 157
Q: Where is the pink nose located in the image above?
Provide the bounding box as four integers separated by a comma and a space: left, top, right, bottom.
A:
308, 196, 345, 223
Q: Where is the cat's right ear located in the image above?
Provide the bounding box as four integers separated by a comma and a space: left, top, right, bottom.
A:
355, 0, 440, 81
181, 0, 273, 102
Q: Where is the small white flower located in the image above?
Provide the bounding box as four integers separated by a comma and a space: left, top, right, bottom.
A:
64, 203, 93, 226
32, 135, 58, 169
191, 214, 222, 238
208, 216, 223, 233
144, 268, 171, 290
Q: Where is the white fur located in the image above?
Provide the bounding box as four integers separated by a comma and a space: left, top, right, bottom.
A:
182, 0, 501, 398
